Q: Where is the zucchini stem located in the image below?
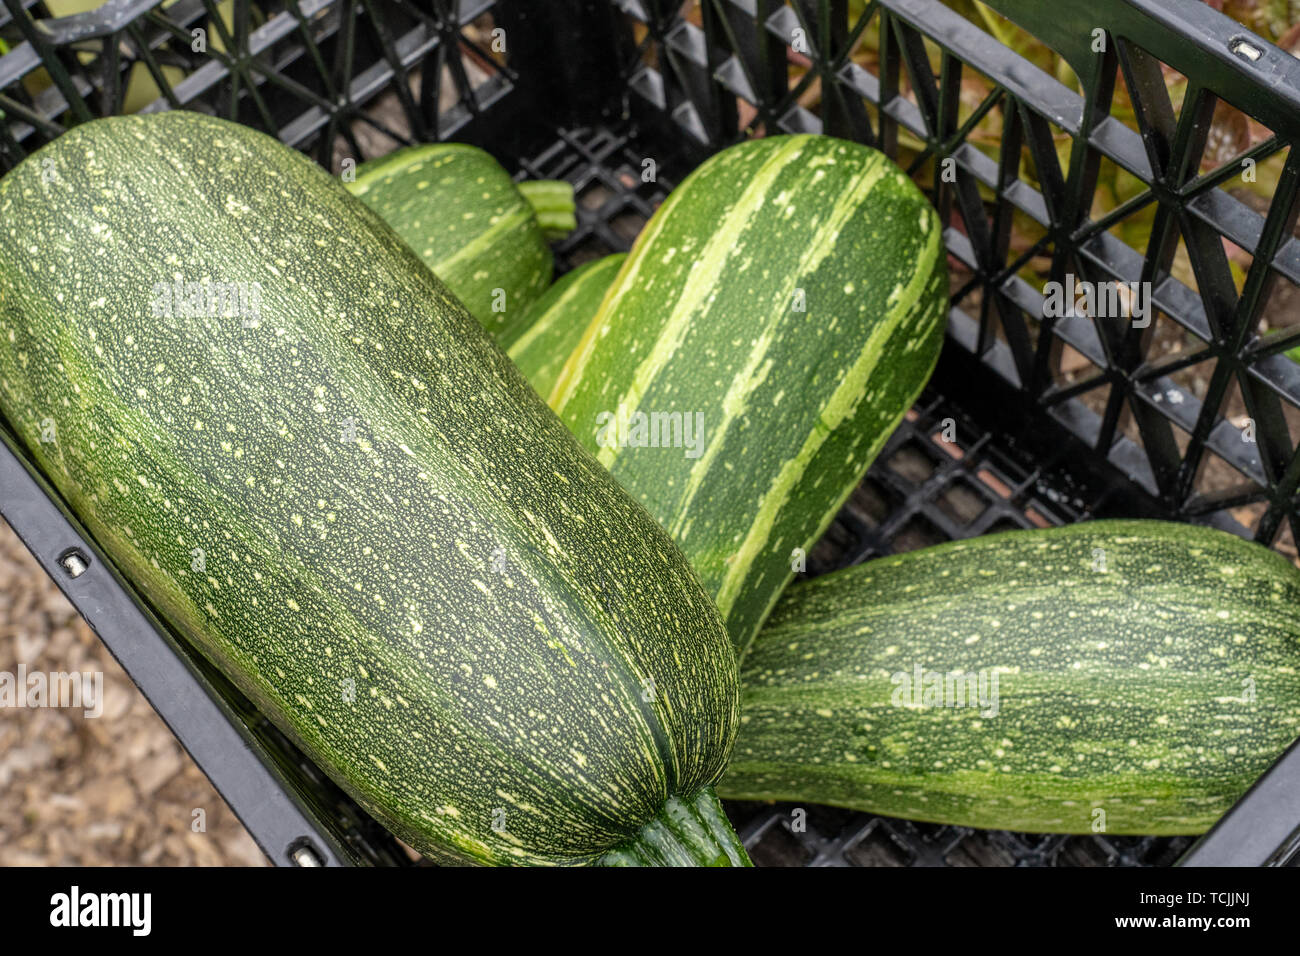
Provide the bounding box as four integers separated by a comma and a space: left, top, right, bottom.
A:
597, 788, 752, 867
518, 179, 578, 240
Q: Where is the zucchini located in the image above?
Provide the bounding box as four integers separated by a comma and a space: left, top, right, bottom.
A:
346, 143, 572, 338
718, 520, 1300, 835
502, 254, 625, 398
550, 135, 947, 656
0, 112, 745, 866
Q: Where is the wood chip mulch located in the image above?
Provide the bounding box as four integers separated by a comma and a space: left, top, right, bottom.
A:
0, 518, 266, 866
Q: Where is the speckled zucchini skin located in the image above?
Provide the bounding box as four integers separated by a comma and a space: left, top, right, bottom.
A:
550, 135, 947, 657
502, 254, 625, 398
720, 520, 1300, 835
347, 143, 552, 338
0, 111, 739, 865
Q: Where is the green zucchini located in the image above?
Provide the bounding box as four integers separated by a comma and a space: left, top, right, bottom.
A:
346, 143, 572, 338
550, 135, 947, 656
502, 254, 625, 398
718, 520, 1300, 835
0, 112, 745, 866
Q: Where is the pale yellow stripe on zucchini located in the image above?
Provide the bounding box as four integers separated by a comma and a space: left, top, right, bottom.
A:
433, 205, 534, 273
507, 261, 609, 363
549, 202, 679, 410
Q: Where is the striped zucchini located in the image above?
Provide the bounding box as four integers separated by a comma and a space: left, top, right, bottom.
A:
502, 254, 625, 398
347, 143, 571, 338
719, 520, 1300, 835
0, 112, 745, 866
550, 135, 947, 656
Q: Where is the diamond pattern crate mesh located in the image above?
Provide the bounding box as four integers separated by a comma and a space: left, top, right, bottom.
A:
2, 0, 1299, 865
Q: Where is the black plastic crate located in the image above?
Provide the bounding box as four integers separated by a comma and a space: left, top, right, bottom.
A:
2, 0, 1300, 866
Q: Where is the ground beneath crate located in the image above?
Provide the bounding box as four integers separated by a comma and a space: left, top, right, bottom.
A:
0, 519, 266, 867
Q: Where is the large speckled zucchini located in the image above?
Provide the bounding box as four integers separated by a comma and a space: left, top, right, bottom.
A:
0, 111, 745, 867
719, 520, 1300, 835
